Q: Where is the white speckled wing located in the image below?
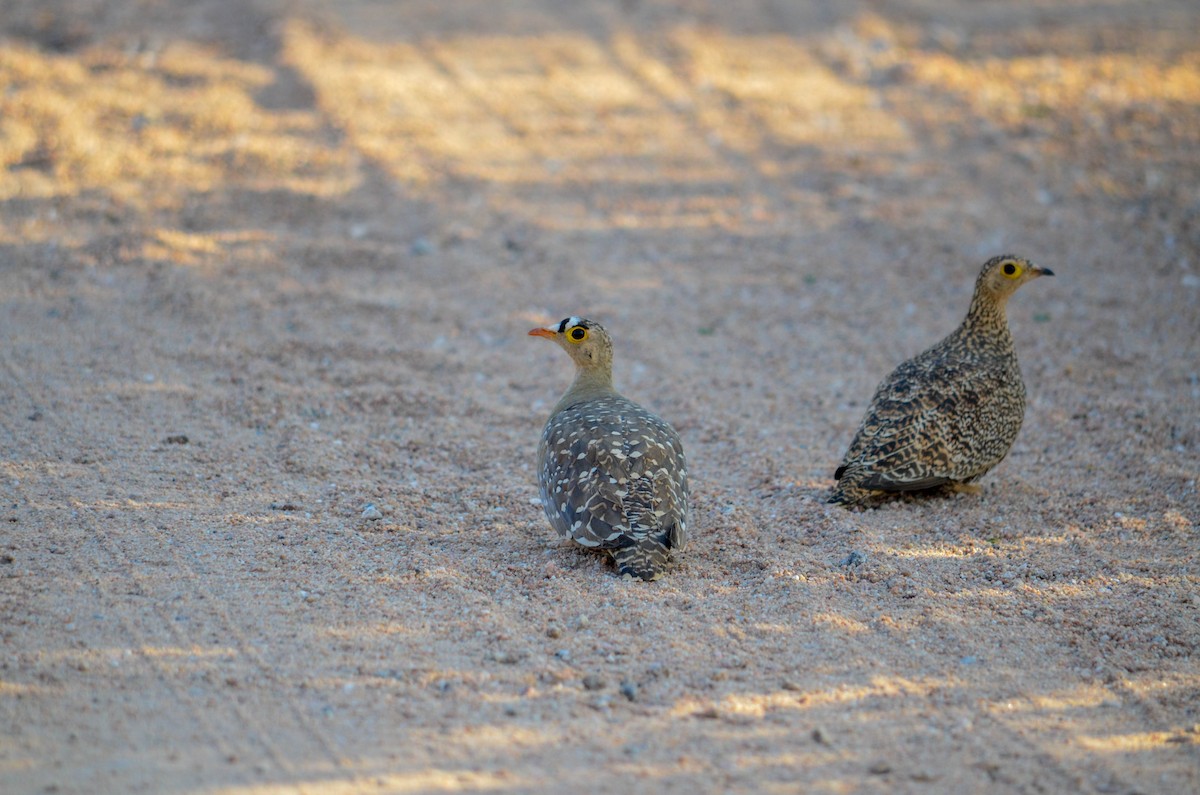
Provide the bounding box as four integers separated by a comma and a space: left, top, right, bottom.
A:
537, 394, 688, 555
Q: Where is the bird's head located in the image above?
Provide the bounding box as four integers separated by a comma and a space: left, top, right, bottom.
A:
528, 316, 615, 372
976, 254, 1054, 301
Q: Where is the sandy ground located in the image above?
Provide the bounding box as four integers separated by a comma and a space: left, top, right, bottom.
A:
1, 1, 1198, 793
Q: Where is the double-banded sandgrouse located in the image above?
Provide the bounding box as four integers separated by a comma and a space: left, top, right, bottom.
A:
529, 317, 689, 580
831, 255, 1053, 508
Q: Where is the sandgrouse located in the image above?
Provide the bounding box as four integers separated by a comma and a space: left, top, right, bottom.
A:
530, 317, 689, 580
830, 255, 1053, 508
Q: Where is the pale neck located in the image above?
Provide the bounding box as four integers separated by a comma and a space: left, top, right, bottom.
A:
553, 364, 615, 413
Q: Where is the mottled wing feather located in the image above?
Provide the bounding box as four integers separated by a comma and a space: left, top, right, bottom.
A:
860, 473, 951, 492
538, 395, 688, 555
838, 348, 1023, 490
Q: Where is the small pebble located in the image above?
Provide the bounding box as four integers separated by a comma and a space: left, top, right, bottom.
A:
868, 761, 892, 775
582, 675, 606, 691
840, 551, 866, 567
361, 504, 383, 520
619, 680, 638, 702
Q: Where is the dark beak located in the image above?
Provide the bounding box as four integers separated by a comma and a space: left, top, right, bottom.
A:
1036, 266, 1055, 277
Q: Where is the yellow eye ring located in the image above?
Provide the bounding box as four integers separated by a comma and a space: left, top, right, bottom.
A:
567, 326, 588, 343
1001, 261, 1023, 279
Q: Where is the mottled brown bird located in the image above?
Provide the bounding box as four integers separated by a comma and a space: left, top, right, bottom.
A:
831, 255, 1053, 508
529, 317, 689, 580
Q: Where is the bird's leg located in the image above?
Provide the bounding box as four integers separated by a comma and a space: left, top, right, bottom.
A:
950, 482, 983, 495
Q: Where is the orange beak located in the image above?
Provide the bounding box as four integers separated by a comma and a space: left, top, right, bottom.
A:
528, 327, 556, 339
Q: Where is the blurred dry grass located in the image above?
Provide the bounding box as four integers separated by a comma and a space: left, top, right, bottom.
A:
0, 37, 356, 211
2, 5, 1197, 231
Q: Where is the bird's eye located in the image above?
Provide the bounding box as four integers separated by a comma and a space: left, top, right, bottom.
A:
1002, 261, 1022, 279
568, 326, 588, 342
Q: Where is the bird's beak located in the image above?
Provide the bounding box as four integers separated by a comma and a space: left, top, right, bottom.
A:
1035, 265, 1055, 277
528, 327, 557, 339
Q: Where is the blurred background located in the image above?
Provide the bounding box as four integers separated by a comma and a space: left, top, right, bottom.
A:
1, 1, 1197, 793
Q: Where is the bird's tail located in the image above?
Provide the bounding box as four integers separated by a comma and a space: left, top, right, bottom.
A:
828, 481, 875, 509
612, 533, 672, 581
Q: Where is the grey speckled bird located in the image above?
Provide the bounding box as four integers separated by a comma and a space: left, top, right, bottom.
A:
529, 317, 689, 580
831, 255, 1053, 508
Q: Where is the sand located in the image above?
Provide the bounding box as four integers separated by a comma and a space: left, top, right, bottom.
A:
1, 1, 1197, 793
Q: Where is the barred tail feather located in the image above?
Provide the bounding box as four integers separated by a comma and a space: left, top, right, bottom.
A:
612, 534, 672, 581
828, 479, 879, 509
